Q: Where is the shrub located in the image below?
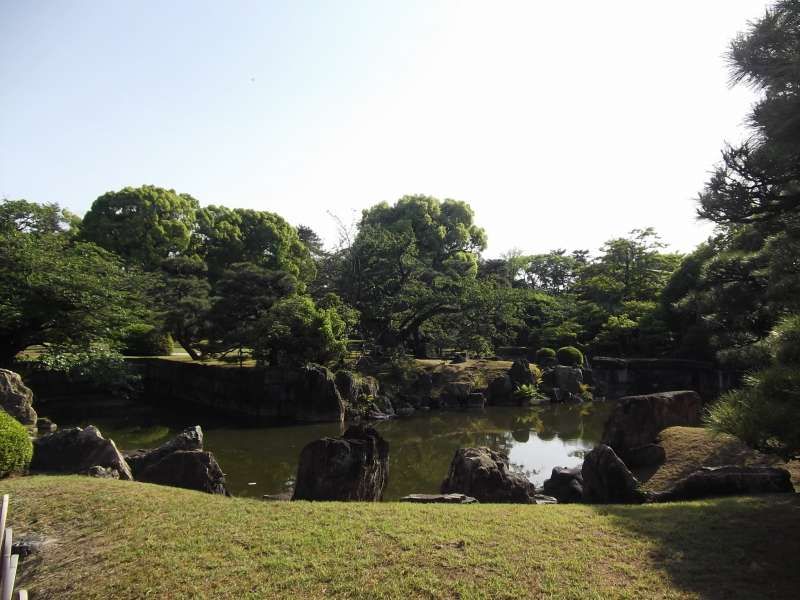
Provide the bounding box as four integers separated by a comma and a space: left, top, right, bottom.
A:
534, 347, 556, 365
25, 345, 141, 397
556, 346, 583, 367
121, 323, 174, 356
771, 314, 800, 367
0, 411, 33, 478
512, 383, 547, 404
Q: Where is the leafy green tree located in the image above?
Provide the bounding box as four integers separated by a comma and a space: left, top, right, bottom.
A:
0, 200, 152, 365
205, 263, 298, 359
81, 185, 200, 269
340, 195, 486, 355
158, 256, 212, 359
252, 295, 347, 367
196, 206, 315, 285
522, 250, 585, 294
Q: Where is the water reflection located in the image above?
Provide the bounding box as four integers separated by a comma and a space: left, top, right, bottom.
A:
45, 401, 613, 500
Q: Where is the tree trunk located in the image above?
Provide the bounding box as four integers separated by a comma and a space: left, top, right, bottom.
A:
177, 337, 201, 361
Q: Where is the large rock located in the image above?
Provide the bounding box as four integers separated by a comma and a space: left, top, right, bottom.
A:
652, 466, 794, 502
441, 447, 539, 503
581, 444, 647, 504
542, 466, 583, 503
487, 375, 513, 405
294, 364, 345, 422
508, 359, 535, 388
31, 426, 133, 480
0, 369, 37, 427
601, 390, 702, 458
137, 450, 228, 495
125, 426, 204, 478
292, 426, 389, 501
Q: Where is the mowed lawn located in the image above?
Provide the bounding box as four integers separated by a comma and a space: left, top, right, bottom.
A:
3, 476, 800, 599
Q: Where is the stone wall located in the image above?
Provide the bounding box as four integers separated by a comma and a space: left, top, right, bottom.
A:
133, 359, 344, 422
590, 357, 738, 401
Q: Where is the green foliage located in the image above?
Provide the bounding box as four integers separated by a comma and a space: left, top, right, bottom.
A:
81, 186, 200, 269
0, 411, 32, 478
252, 296, 347, 368
121, 324, 173, 356
534, 347, 556, 365
512, 383, 536, 402
0, 200, 155, 365
158, 256, 211, 360
27, 345, 141, 396
196, 206, 315, 285
707, 316, 800, 458
556, 346, 583, 367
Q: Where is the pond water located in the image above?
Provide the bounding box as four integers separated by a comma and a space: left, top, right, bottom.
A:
44, 400, 614, 500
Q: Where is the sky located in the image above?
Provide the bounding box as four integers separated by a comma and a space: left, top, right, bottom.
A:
1, 0, 770, 257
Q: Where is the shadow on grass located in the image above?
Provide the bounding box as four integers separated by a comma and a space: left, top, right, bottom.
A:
591, 494, 800, 599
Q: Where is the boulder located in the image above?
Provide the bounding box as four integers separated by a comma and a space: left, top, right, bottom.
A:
0, 368, 37, 427
292, 426, 389, 501
487, 375, 514, 405
553, 365, 583, 395
508, 359, 535, 388
31, 426, 133, 480
652, 466, 794, 502
581, 444, 647, 504
601, 390, 702, 458
294, 364, 345, 422
440, 447, 539, 503
36, 417, 57, 433
125, 425, 204, 478
137, 450, 228, 495
401, 493, 479, 504
542, 466, 583, 503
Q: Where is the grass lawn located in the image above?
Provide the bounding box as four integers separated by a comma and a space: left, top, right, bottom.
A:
3, 476, 799, 599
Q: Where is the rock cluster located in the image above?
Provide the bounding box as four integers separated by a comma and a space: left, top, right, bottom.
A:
581, 444, 648, 504
31, 426, 134, 480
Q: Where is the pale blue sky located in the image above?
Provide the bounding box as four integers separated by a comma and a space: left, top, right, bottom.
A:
1, 1, 768, 255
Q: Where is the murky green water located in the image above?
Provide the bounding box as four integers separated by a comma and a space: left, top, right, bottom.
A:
43, 400, 613, 500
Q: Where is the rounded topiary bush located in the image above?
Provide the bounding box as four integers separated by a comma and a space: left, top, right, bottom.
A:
121, 324, 174, 356
556, 346, 584, 367
534, 347, 556, 365
0, 411, 33, 478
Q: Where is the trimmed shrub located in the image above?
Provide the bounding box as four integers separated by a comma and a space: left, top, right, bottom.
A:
556, 346, 583, 367
122, 324, 174, 356
534, 347, 556, 365
0, 411, 33, 478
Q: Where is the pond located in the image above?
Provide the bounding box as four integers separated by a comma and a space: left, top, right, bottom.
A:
43, 400, 614, 500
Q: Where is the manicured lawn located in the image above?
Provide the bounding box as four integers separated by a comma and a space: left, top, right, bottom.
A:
3, 476, 799, 599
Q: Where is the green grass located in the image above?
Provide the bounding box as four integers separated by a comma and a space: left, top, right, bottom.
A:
3, 476, 800, 599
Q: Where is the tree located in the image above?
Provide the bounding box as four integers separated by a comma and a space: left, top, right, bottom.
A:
252, 295, 347, 367
522, 250, 585, 294
339, 195, 487, 355
81, 185, 200, 269
0, 200, 152, 365
159, 256, 211, 360
205, 262, 299, 359
196, 206, 315, 285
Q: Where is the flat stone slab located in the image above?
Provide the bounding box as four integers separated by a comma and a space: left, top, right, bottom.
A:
401, 493, 479, 504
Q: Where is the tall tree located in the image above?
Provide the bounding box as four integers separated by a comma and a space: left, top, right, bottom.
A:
81, 185, 200, 269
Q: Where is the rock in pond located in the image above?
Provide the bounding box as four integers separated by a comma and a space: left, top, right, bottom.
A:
601, 390, 702, 461
401, 493, 479, 504
31, 426, 133, 480
487, 374, 514, 405
0, 368, 37, 427
440, 447, 542, 503
582, 444, 647, 504
125, 425, 204, 479
137, 450, 228, 495
542, 466, 583, 503
652, 466, 794, 502
292, 426, 389, 501
508, 358, 536, 388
